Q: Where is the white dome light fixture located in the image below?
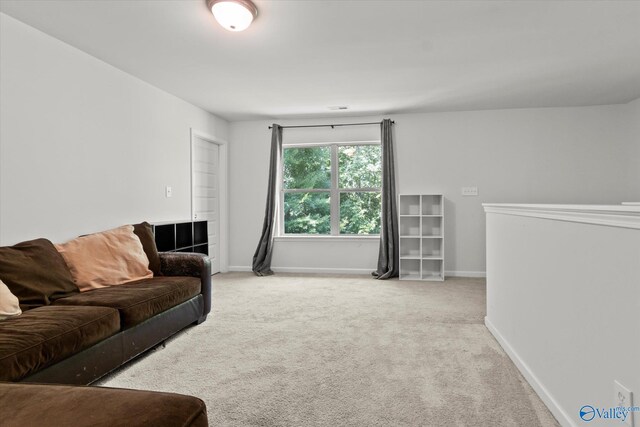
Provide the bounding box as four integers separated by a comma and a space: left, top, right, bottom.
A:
207, 0, 258, 32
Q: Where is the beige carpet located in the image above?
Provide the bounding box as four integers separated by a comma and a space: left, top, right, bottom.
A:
98, 273, 558, 427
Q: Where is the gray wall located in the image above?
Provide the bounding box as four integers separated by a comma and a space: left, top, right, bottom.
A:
2, 10, 638, 274
229, 102, 640, 275
0, 13, 228, 245
627, 97, 640, 196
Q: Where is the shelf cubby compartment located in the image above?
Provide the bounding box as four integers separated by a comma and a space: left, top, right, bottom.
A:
422, 259, 443, 281
175, 222, 193, 250
421, 216, 442, 237
154, 224, 176, 252
400, 216, 420, 236
421, 238, 442, 258
400, 237, 420, 258
194, 221, 208, 245
421, 195, 443, 216
193, 244, 209, 255
399, 195, 420, 216
400, 259, 421, 280
152, 220, 208, 256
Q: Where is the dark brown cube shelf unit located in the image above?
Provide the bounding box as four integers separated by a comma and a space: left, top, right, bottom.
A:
153, 220, 208, 255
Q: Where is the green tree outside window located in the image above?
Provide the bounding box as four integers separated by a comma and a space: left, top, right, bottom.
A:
283, 144, 381, 235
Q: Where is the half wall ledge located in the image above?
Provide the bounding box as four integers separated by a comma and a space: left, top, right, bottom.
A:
482, 203, 640, 230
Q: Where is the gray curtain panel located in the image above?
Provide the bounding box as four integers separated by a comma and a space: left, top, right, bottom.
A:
373, 119, 399, 279
252, 124, 283, 276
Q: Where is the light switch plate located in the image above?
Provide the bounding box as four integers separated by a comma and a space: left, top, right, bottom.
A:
165, 186, 172, 198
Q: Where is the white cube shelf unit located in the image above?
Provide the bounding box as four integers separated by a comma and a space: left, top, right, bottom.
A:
399, 194, 444, 281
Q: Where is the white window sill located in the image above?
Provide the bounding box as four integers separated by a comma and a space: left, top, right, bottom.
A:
274, 235, 380, 242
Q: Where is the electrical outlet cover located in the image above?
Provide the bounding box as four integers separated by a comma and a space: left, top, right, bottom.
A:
614, 380, 634, 427
461, 186, 479, 196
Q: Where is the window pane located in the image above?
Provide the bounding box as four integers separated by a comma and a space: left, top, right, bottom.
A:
284, 192, 331, 234
340, 192, 381, 235
283, 147, 331, 189
338, 145, 381, 189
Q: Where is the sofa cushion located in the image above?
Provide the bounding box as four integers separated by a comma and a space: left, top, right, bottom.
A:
53, 277, 201, 329
132, 221, 162, 276
55, 225, 153, 292
0, 305, 120, 381
0, 238, 79, 310
0, 382, 208, 427
0, 279, 22, 320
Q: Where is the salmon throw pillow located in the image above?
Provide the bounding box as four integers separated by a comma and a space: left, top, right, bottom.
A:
0, 279, 22, 320
56, 225, 153, 292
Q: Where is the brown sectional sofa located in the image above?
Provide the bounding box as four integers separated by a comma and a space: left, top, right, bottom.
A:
0, 251, 211, 384
2, 382, 208, 427
0, 226, 212, 426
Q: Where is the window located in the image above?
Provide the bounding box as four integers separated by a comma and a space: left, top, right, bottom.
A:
281, 143, 381, 236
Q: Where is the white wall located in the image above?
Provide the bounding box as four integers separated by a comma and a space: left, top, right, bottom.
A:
626, 97, 640, 196
484, 205, 640, 427
0, 13, 228, 245
229, 120, 382, 274
229, 104, 639, 274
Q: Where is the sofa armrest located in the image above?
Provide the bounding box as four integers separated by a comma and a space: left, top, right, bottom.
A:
159, 252, 211, 317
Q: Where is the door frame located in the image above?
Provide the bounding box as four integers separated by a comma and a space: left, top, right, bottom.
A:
190, 128, 228, 273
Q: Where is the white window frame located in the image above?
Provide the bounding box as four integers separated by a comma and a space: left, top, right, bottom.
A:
278, 140, 381, 238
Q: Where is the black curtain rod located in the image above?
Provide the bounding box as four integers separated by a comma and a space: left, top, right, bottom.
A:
268, 120, 394, 130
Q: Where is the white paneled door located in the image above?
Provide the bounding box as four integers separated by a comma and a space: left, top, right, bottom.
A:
192, 136, 220, 274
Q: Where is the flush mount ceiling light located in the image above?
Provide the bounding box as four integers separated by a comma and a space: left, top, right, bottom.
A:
207, 0, 258, 32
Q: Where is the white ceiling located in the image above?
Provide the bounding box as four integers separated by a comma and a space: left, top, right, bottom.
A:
2, 1, 640, 121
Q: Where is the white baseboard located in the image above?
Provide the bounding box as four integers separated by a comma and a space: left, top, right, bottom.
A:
485, 317, 576, 427
445, 270, 486, 278
229, 266, 487, 277
228, 265, 252, 272
228, 265, 373, 275
275, 266, 374, 275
